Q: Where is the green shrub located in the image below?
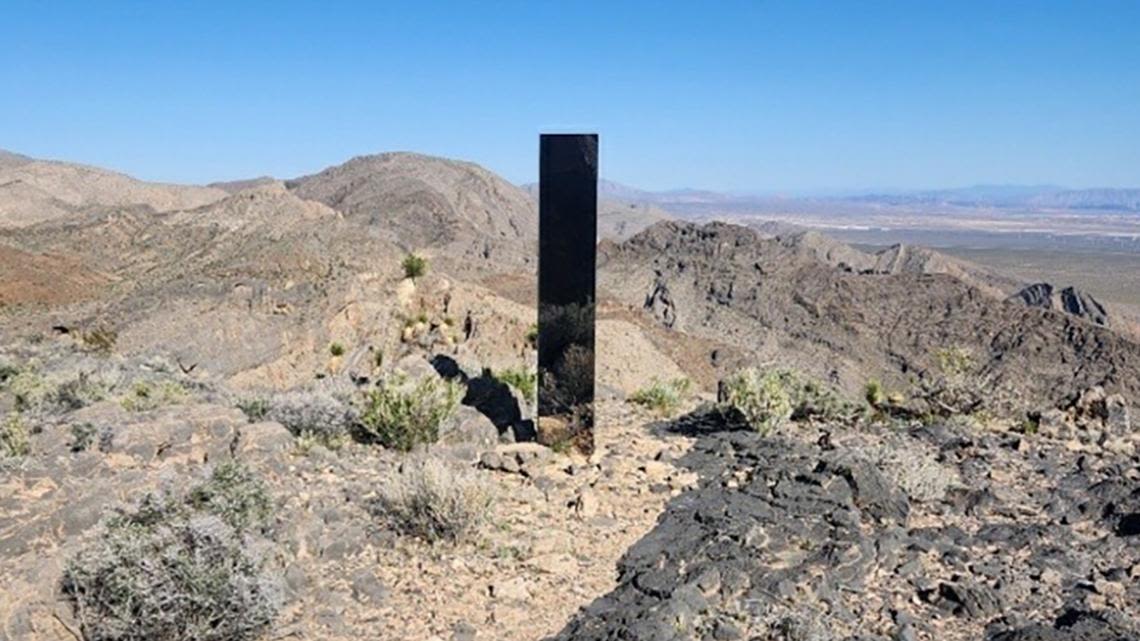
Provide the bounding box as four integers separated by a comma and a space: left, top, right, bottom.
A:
235, 397, 270, 422
864, 379, 886, 408
63, 481, 280, 641
630, 377, 692, 417
9, 370, 51, 412
920, 346, 989, 417
524, 323, 539, 348
374, 455, 493, 544
120, 380, 188, 412
329, 342, 346, 357
1, 413, 30, 458
492, 367, 537, 405
720, 368, 795, 434
402, 253, 428, 280
187, 461, 274, 532
70, 423, 98, 453
720, 368, 859, 434
359, 375, 461, 452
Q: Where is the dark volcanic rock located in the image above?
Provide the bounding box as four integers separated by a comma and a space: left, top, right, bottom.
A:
550, 412, 1140, 641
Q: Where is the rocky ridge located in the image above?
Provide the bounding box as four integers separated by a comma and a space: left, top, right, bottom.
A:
553, 408, 1140, 641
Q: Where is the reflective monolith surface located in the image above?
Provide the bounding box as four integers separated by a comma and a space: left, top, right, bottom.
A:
538, 134, 598, 454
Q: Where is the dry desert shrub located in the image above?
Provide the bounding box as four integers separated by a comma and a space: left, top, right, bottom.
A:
119, 380, 188, 412
373, 455, 493, 544
856, 441, 960, 503
63, 463, 280, 641
1, 412, 30, 459
264, 389, 357, 449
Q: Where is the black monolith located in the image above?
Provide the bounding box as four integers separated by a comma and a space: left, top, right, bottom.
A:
537, 134, 597, 454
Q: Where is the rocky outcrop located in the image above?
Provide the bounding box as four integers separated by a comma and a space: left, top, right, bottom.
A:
1010, 283, 1110, 327
553, 411, 1140, 641
599, 221, 1140, 413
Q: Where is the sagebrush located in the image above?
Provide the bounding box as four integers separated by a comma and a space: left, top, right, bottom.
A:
374, 456, 493, 543
63, 464, 280, 641
265, 390, 356, 449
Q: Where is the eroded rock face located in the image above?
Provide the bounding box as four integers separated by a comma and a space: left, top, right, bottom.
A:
1010, 283, 1110, 327
552, 413, 1140, 641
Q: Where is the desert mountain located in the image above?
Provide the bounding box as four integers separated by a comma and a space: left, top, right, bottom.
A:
0, 154, 548, 390
598, 220, 1140, 411
288, 152, 536, 267
0, 152, 226, 228
0, 150, 32, 169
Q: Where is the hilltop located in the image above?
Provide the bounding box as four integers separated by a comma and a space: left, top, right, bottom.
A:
0, 150, 1138, 641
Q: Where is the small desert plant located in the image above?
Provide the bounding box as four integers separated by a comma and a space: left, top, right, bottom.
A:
630, 377, 692, 417
55, 373, 109, 412
0, 362, 19, 386
538, 344, 595, 415
374, 455, 493, 544
62, 483, 280, 641
120, 380, 188, 412
79, 326, 118, 355
492, 367, 537, 405
358, 375, 462, 452
265, 390, 356, 448
918, 346, 990, 417
855, 442, 960, 503
187, 461, 274, 532
235, 396, 271, 422
70, 423, 99, 453
9, 370, 52, 412
1, 413, 30, 458
402, 253, 428, 280
329, 342, 346, 357
790, 375, 862, 422
524, 323, 539, 348
719, 368, 796, 434
864, 379, 886, 408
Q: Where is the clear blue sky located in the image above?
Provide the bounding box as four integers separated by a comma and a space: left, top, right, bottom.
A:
2, 1, 1138, 192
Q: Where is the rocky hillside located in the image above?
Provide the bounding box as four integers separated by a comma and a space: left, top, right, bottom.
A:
598, 221, 1140, 414
288, 152, 536, 268
1, 149, 1139, 641
0, 155, 551, 390
0, 152, 226, 228
553, 406, 1140, 641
